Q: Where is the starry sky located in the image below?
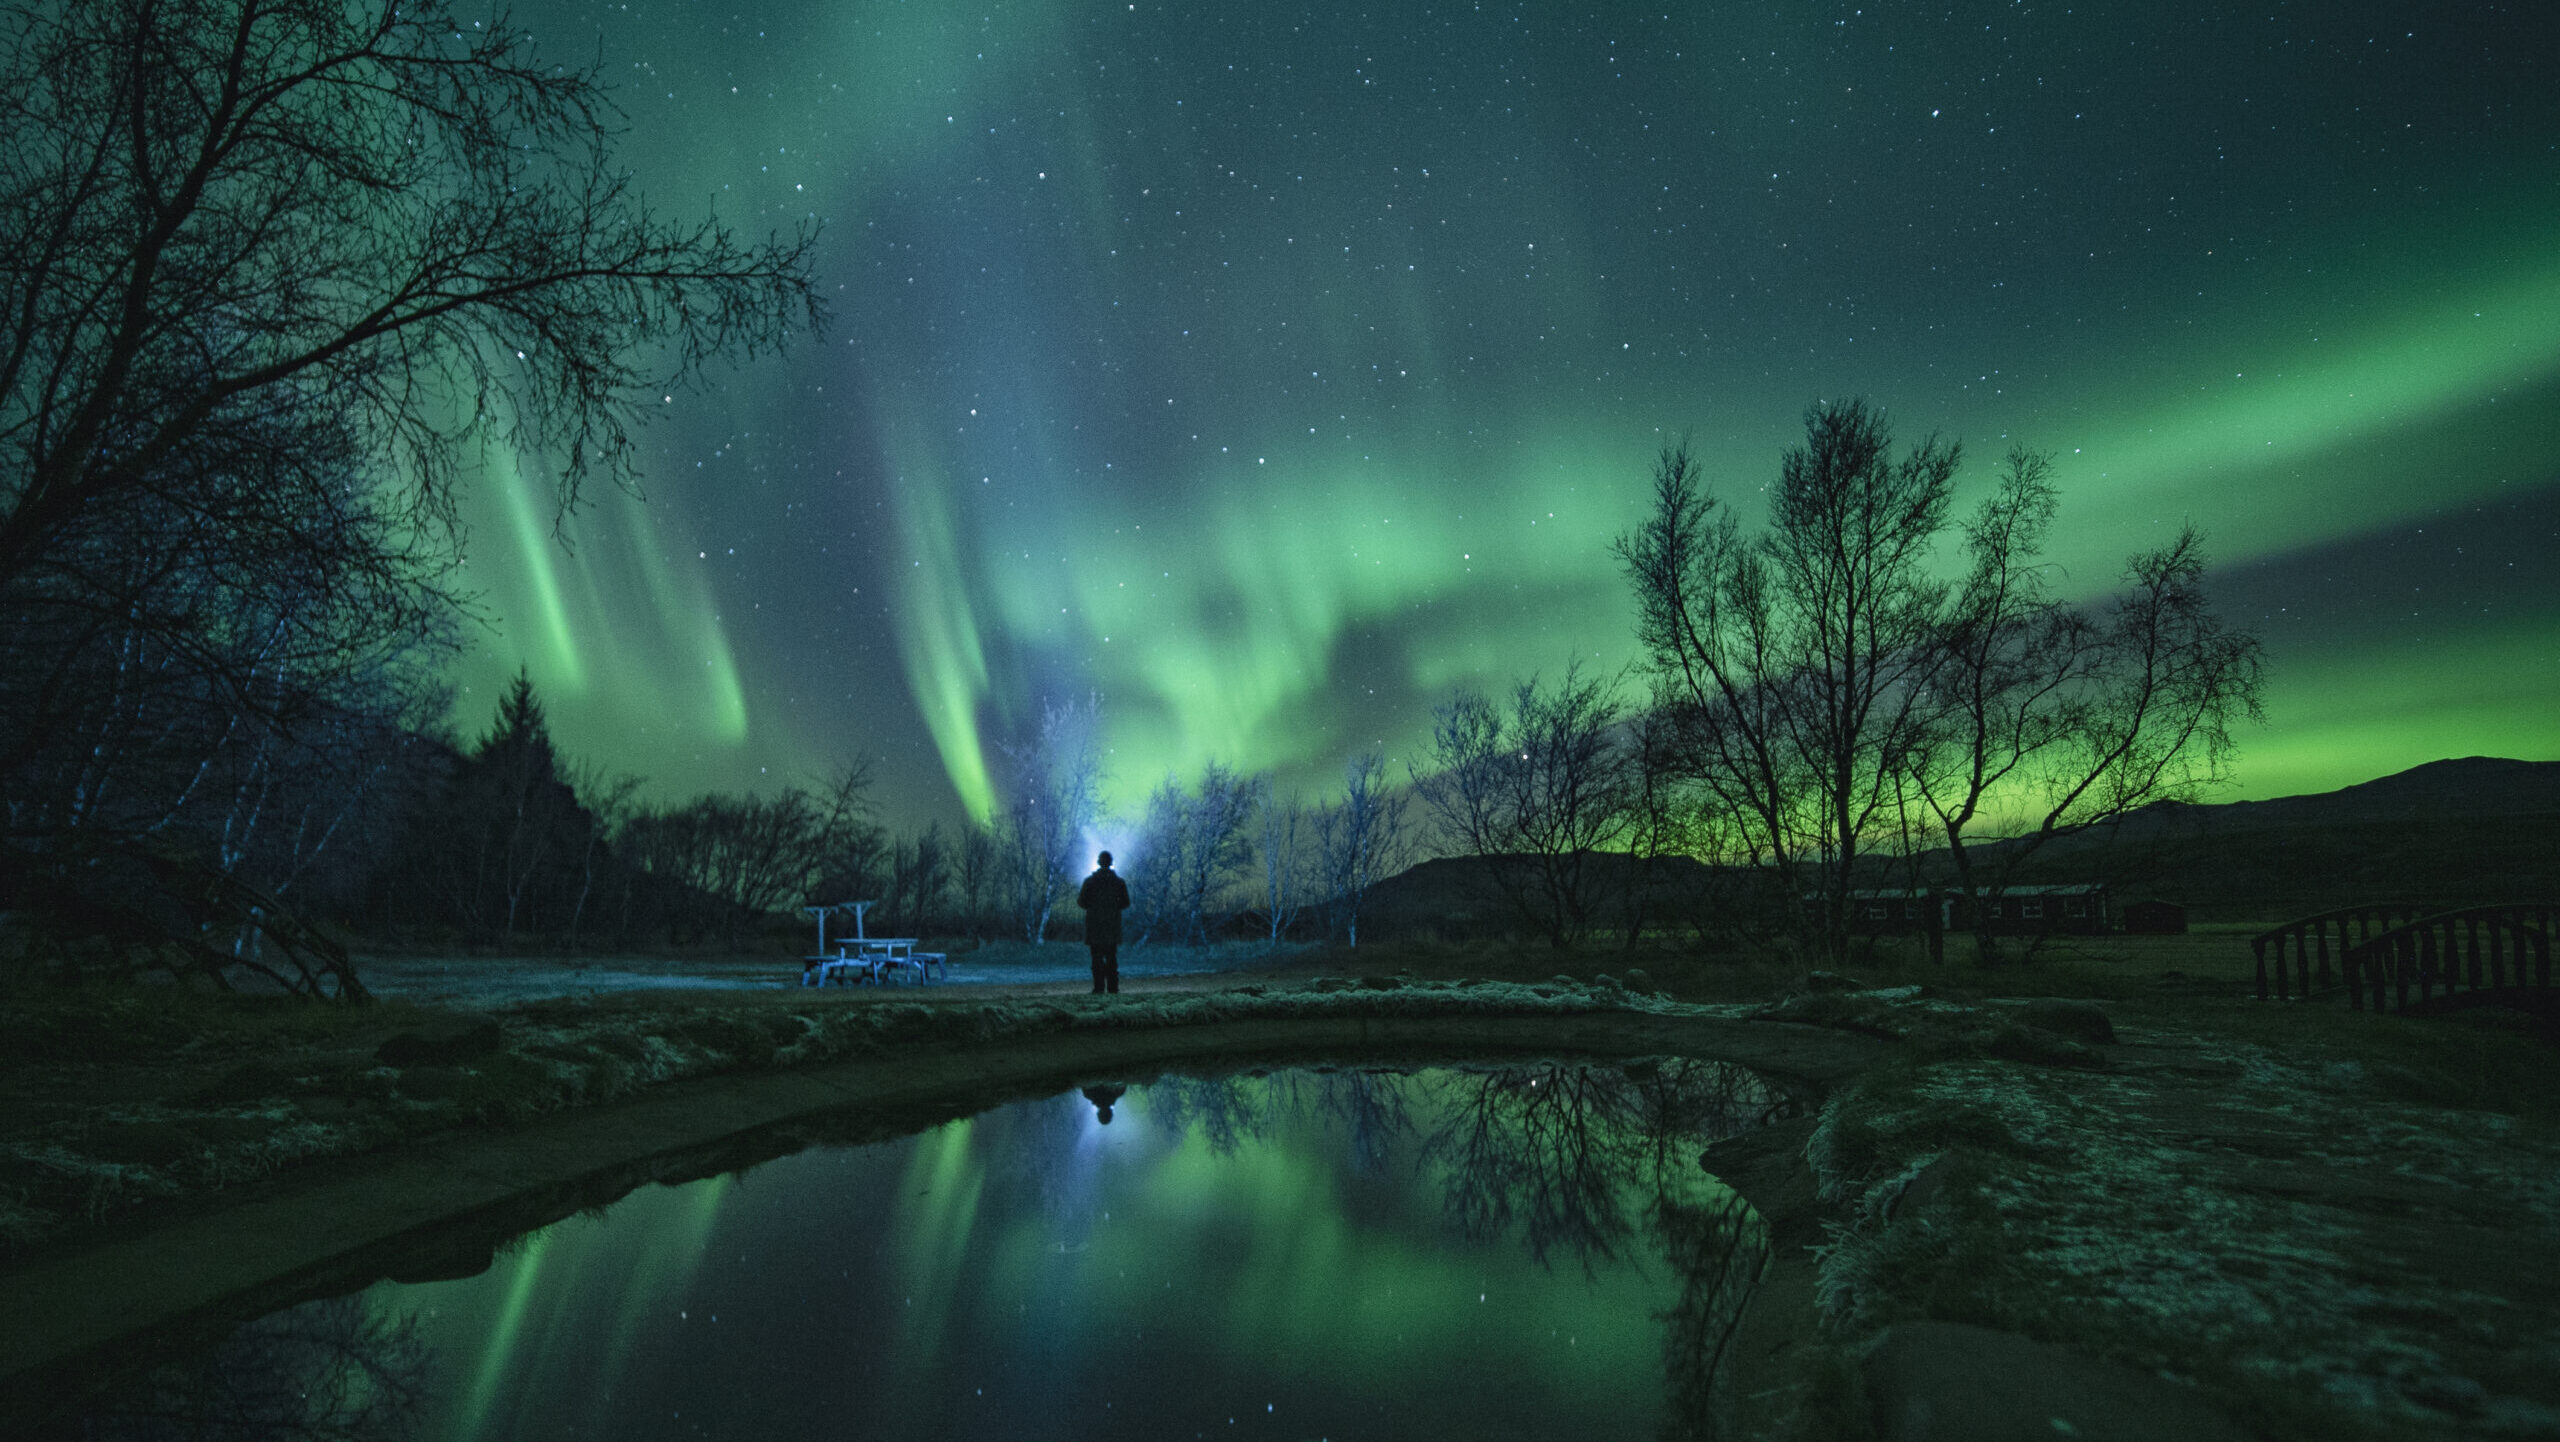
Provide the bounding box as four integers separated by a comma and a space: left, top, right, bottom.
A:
446, 0, 2560, 826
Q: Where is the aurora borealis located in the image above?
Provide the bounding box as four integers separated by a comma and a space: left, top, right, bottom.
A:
445, 0, 2560, 823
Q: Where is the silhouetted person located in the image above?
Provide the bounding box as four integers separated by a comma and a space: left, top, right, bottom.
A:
1081, 1083, 1126, 1123
1077, 851, 1130, 994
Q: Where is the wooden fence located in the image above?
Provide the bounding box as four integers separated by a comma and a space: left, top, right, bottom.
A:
2251, 903, 2437, 1001
2338, 904, 2554, 1014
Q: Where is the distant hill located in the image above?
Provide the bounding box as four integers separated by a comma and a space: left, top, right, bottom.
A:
1990, 757, 2560, 920
2127, 757, 2560, 833
1355, 758, 2560, 936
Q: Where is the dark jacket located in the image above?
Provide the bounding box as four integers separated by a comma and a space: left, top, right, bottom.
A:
1077, 867, 1131, 945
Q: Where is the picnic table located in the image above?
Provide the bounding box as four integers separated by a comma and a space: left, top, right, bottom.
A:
809, 938, 947, 986
801, 903, 947, 986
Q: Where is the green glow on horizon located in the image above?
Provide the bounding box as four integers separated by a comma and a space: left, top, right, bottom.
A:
2231, 618, 2560, 801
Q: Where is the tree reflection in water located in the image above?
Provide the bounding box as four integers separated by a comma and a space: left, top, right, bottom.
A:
1428, 1060, 1769, 1268
1422, 1061, 1775, 1439
72, 1296, 428, 1442
1135, 1060, 1777, 1439
1141, 1071, 1271, 1157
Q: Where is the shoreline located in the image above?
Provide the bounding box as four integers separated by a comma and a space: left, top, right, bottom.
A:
0, 986, 1886, 1424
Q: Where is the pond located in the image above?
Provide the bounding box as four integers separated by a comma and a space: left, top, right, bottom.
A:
72, 1060, 1781, 1441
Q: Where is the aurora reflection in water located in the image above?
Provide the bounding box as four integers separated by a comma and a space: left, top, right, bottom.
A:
114, 1062, 1778, 1441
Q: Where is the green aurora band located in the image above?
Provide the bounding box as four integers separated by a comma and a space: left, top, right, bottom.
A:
442, 1, 2559, 822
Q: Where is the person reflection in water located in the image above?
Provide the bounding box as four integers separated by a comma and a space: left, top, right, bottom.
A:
1081, 1083, 1127, 1123
1077, 850, 1130, 995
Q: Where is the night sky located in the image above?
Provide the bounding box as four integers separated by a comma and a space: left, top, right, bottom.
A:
446, 0, 2560, 826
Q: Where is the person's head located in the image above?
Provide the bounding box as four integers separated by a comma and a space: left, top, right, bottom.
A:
1097, 850, 1114, 869
1095, 1104, 1115, 1124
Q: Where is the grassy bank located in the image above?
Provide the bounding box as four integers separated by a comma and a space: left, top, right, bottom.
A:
0, 961, 1745, 1256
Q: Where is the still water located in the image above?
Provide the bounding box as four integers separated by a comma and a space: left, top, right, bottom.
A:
88, 1061, 1777, 1441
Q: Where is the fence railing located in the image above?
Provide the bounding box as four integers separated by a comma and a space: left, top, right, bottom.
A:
2338, 904, 2555, 1014
2251, 903, 2437, 1001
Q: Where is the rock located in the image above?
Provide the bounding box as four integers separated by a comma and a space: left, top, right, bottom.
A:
1623, 967, 1656, 995
375, 1014, 502, 1068
1865, 1321, 2251, 1442
1356, 975, 1403, 991
1592, 972, 1624, 993
2020, 999, 2116, 1045
1804, 970, 1861, 993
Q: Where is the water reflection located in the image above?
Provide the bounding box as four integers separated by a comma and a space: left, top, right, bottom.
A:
71, 1296, 428, 1442
68, 1061, 1780, 1441
1079, 1084, 1127, 1124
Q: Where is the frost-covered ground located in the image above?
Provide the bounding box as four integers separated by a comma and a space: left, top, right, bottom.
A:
1785, 986, 2560, 1440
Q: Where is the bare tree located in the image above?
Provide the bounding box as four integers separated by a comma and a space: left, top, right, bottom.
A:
952, 823, 999, 941
0, 0, 817, 969
1616, 705, 1687, 948
0, 0, 818, 581
1132, 762, 1259, 946
1126, 776, 1181, 945
1624, 411, 2262, 964
883, 822, 951, 937
1909, 468, 2263, 958
621, 760, 876, 947
1416, 663, 1638, 947
1317, 751, 1408, 947
1617, 405, 1957, 961
995, 695, 1105, 943
563, 765, 641, 950
1254, 787, 1310, 944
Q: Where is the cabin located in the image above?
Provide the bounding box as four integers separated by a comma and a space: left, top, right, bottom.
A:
1832, 884, 2112, 936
